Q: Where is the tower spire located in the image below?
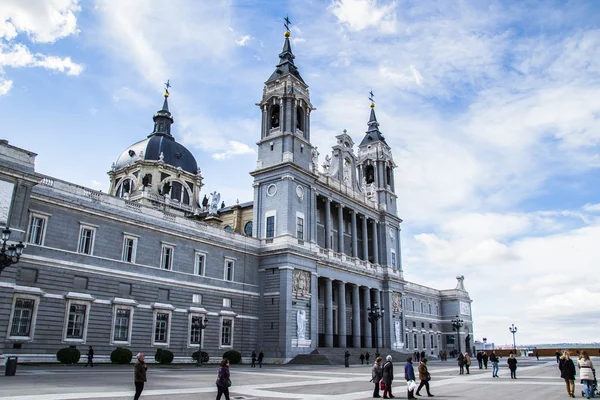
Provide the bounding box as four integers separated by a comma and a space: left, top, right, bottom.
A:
360, 91, 388, 147
266, 16, 305, 84
150, 80, 174, 138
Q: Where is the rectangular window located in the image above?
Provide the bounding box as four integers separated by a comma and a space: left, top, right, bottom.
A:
161, 245, 174, 270
391, 251, 396, 268
78, 226, 96, 255
297, 216, 304, 240
412, 321, 416, 327
221, 318, 233, 347
190, 315, 205, 345
113, 308, 131, 342
414, 333, 418, 348
66, 304, 87, 339
192, 294, 202, 304
122, 237, 137, 263
223, 298, 232, 308
428, 304, 432, 314
224, 259, 234, 281
266, 216, 275, 238
10, 298, 35, 337
423, 334, 426, 348
195, 252, 206, 276
431, 334, 434, 347
154, 312, 169, 343
436, 304, 439, 315
27, 215, 47, 245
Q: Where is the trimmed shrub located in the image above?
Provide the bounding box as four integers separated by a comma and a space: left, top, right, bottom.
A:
155, 348, 174, 364
222, 350, 242, 365
111, 347, 133, 364
191, 351, 210, 363
57, 347, 81, 364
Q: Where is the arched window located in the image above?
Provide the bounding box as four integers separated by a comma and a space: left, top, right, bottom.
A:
296, 106, 303, 131
386, 165, 392, 186
365, 165, 375, 184
244, 221, 253, 236
224, 226, 233, 232
270, 104, 280, 129
116, 178, 135, 198
169, 181, 190, 205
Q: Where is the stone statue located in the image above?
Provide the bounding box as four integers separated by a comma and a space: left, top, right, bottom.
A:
343, 159, 351, 186
297, 310, 307, 340
322, 155, 331, 173
465, 334, 471, 355
209, 191, 220, 215
111, 162, 116, 172
201, 194, 209, 210
293, 270, 311, 296
220, 201, 225, 209
311, 147, 319, 173
392, 292, 402, 313
196, 167, 202, 176
158, 152, 164, 162
137, 151, 144, 161
361, 177, 367, 193
394, 320, 401, 347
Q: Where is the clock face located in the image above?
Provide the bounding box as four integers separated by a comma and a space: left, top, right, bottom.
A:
266, 184, 277, 197
296, 185, 304, 200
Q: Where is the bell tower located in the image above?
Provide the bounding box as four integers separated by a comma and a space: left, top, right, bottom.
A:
255, 26, 314, 173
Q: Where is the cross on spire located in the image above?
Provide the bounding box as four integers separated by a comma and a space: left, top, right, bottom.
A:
369, 90, 375, 104
164, 79, 171, 96
284, 15, 291, 32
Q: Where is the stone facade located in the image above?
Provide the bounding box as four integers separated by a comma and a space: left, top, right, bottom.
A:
0, 30, 473, 365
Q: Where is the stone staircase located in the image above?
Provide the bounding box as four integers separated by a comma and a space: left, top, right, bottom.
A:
288, 347, 412, 365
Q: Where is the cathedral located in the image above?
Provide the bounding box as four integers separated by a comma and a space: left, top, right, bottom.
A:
0, 26, 473, 365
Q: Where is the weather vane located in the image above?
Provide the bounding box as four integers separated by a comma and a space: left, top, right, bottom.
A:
284, 15, 291, 32
164, 79, 171, 96
369, 90, 375, 104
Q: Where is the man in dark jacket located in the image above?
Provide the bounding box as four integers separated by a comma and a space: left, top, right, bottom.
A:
251, 351, 256, 368
477, 351, 483, 369
490, 351, 499, 377
457, 352, 465, 375
382, 355, 394, 399
482, 352, 489, 369
85, 346, 94, 368
258, 350, 264, 368
345, 350, 351, 367
134, 353, 147, 400
404, 356, 416, 399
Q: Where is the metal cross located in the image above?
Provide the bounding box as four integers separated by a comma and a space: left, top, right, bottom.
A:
369, 90, 375, 103
164, 79, 171, 94
284, 15, 291, 31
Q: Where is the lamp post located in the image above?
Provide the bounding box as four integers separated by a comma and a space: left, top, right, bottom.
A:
193, 317, 208, 366
451, 315, 464, 355
509, 324, 517, 354
0, 227, 25, 276
367, 301, 384, 356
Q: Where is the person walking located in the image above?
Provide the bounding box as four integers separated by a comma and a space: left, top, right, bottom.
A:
366, 351, 371, 365
477, 351, 483, 369
371, 356, 383, 398
556, 351, 561, 363
382, 355, 394, 399
404, 356, 416, 399
360, 353, 365, 365
507, 353, 518, 379
535, 350, 540, 361
85, 346, 94, 368
464, 353, 471, 374
215, 359, 231, 400
251, 351, 256, 368
559, 351, 576, 398
345, 350, 351, 368
257, 350, 264, 368
577, 351, 595, 399
415, 358, 434, 397
482, 352, 489, 369
133, 353, 147, 400
490, 351, 499, 377
457, 352, 465, 375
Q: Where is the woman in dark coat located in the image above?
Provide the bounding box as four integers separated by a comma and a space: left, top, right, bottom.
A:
559, 351, 576, 398
415, 358, 434, 397
457, 352, 465, 375
382, 355, 394, 399
216, 359, 231, 400
404, 356, 416, 399
133, 353, 147, 400
507, 353, 518, 379
371, 356, 383, 398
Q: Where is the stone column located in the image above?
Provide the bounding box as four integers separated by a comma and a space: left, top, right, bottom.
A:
337, 281, 347, 347
351, 210, 358, 258
310, 272, 318, 346
372, 221, 379, 265
311, 189, 318, 243
325, 197, 332, 250
362, 286, 372, 348
337, 204, 344, 254
352, 284, 361, 348
324, 278, 333, 347
362, 216, 368, 261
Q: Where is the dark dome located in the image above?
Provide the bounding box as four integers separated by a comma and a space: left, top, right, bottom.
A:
115, 134, 198, 174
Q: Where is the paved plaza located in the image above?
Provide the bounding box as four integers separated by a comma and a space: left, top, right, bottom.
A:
0, 357, 596, 400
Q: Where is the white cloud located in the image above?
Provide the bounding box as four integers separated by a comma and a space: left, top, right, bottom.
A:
236, 35, 251, 46
329, 0, 396, 33
212, 140, 255, 160
0, 77, 12, 94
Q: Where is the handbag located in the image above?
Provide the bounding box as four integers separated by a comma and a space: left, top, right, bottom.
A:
379, 380, 385, 390
427, 373, 431, 381
226, 379, 232, 387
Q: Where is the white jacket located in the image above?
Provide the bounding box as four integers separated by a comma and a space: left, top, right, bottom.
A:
578, 359, 595, 381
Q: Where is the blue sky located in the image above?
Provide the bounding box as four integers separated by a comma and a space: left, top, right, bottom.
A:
3, 0, 600, 346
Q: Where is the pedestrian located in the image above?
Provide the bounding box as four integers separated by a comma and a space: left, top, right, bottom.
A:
457, 352, 465, 375
559, 351, 576, 398
215, 358, 231, 400
482, 351, 489, 369
556, 351, 561, 363
464, 352, 471, 374
507, 353, 518, 379
258, 349, 264, 368
535, 350, 540, 361
490, 351, 499, 377
371, 356, 383, 398
382, 355, 394, 399
360, 353, 365, 365
477, 351, 483, 369
443, 351, 447, 361
577, 350, 595, 399
404, 356, 416, 399
415, 358, 434, 397
133, 353, 147, 400
421, 351, 426, 361
366, 351, 371, 365
345, 350, 351, 368
85, 346, 94, 368
251, 351, 256, 368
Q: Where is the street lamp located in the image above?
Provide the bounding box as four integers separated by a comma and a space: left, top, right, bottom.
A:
193, 317, 208, 366
451, 316, 464, 355
0, 227, 25, 276
509, 324, 517, 354
367, 301, 384, 356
